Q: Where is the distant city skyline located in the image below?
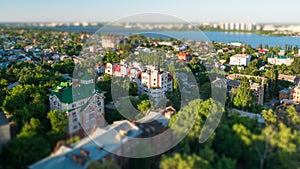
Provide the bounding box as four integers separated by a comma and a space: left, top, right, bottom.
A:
1, 0, 300, 23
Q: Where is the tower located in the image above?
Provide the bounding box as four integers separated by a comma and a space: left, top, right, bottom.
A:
242, 44, 246, 55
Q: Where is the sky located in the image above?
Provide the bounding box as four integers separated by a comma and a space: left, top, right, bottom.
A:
1, 0, 300, 23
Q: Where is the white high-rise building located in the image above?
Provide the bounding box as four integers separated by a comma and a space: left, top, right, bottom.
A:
240, 23, 246, 31
235, 22, 240, 30
230, 22, 235, 30
105, 63, 173, 101
224, 22, 229, 30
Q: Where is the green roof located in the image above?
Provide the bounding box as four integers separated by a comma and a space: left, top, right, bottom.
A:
51, 82, 104, 104
268, 54, 294, 59
52, 82, 71, 92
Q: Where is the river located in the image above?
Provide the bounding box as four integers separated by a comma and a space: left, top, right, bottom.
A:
25, 26, 300, 47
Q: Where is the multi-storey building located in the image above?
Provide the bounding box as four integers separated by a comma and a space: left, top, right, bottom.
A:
101, 35, 125, 49
29, 108, 175, 169
230, 54, 251, 66
212, 75, 266, 105
279, 88, 291, 101
0, 111, 10, 153
268, 55, 294, 66
229, 45, 251, 66
49, 76, 105, 136
105, 62, 173, 101
291, 85, 300, 104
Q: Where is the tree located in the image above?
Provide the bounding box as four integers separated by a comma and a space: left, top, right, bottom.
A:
293, 45, 299, 54
261, 109, 277, 124
291, 57, 300, 74
233, 78, 252, 111
200, 82, 211, 100
2, 136, 51, 169
160, 153, 212, 169
286, 105, 300, 127
137, 100, 151, 113
47, 110, 68, 134
18, 118, 42, 137
232, 65, 239, 73
215, 155, 236, 169
272, 123, 300, 168
0, 79, 8, 105
97, 74, 112, 103
129, 82, 138, 96
264, 67, 277, 98
233, 124, 276, 169
52, 59, 75, 75
3, 85, 27, 113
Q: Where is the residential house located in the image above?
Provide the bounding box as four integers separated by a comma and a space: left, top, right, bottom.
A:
229, 54, 251, 66
105, 62, 173, 101
278, 74, 299, 84
49, 73, 105, 136
177, 52, 190, 61
29, 108, 173, 169
268, 55, 294, 66
291, 85, 300, 104
0, 111, 11, 153
29, 120, 141, 169
279, 88, 291, 101
101, 35, 124, 49
212, 76, 265, 105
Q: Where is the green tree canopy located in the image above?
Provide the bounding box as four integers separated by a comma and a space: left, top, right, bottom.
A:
233, 78, 252, 111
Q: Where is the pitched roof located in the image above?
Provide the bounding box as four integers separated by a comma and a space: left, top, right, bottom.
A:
29, 121, 141, 169
51, 82, 103, 104
268, 54, 294, 59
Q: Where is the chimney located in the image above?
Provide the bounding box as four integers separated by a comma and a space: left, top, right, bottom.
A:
71, 154, 85, 166
53, 141, 66, 153
80, 148, 90, 159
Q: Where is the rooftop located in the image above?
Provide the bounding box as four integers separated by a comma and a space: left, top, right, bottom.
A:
51, 82, 103, 104
268, 54, 294, 59
280, 88, 291, 93
231, 54, 251, 58
29, 120, 141, 169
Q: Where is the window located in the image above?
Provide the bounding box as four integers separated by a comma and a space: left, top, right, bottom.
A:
89, 113, 95, 119
72, 112, 77, 118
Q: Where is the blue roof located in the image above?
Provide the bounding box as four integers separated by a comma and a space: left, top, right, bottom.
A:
0, 111, 8, 126
29, 121, 142, 169
280, 88, 291, 93
0, 62, 10, 69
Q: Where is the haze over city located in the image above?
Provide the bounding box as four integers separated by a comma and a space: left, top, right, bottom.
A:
1, 0, 300, 23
